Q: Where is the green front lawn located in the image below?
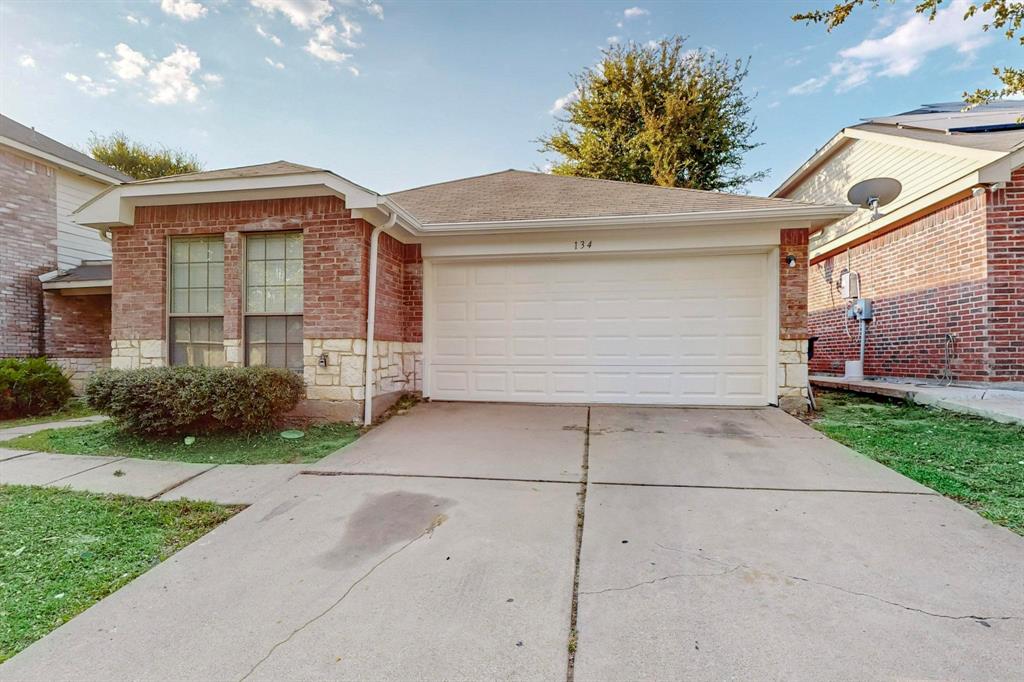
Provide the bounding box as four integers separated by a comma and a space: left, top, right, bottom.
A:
0, 485, 238, 662
812, 389, 1024, 535
4, 420, 361, 465
0, 400, 97, 429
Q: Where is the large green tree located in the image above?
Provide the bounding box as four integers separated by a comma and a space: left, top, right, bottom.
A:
538, 37, 767, 192
88, 131, 202, 180
792, 1, 1023, 105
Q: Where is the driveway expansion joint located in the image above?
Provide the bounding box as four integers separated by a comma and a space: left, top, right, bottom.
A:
588, 481, 939, 496
565, 406, 591, 682
148, 464, 222, 501
43, 456, 127, 486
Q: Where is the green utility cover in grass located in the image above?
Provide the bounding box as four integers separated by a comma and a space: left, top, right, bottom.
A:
280, 430, 305, 440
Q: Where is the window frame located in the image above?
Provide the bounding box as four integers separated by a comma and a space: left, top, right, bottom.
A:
242, 231, 304, 372
166, 235, 226, 368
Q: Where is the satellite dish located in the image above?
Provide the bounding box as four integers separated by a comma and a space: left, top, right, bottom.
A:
847, 177, 902, 218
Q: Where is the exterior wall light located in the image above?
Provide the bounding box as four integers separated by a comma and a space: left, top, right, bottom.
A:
786, 254, 797, 268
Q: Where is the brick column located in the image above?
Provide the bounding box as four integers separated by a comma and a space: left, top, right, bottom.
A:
778, 228, 810, 414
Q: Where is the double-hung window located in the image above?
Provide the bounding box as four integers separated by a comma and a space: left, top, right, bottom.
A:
169, 236, 225, 367
245, 232, 303, 372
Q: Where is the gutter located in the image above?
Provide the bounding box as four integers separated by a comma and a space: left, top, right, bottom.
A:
363, 208, 399, 426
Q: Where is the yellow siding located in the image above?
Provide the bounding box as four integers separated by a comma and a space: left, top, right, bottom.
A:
787, 138, 979, 250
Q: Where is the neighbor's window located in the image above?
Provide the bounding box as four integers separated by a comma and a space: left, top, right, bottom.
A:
169, 236, 225, 367
245, 232, 303, 371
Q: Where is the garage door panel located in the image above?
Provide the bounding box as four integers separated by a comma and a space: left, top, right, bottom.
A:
428, 253, 773, 405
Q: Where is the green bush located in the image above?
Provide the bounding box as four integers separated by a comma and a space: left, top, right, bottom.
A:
86, 366, 305, 436
0, 358, 73, 419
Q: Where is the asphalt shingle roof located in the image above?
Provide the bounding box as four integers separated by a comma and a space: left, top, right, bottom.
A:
0, 115, 133, 182
388, 170, 818, 225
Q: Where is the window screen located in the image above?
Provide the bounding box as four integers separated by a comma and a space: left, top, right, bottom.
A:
169, 236, 225, 367
245, 233, 303, 371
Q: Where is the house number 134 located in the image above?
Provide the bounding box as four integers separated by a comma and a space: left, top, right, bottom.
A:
573, 240, 593, 250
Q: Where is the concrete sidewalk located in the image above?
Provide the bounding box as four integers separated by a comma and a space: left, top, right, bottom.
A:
812, 375, 1024, 425
0, 415, 109, 442
0, 450, 301, 503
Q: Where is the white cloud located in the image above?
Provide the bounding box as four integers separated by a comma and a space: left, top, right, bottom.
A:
125, 14, 151, 26
364, 1, 383, 19
549, 88, 579, 115
790, 0, 994, 95
348, 65, 360, 76
606, 35, 620, 44
256, 24, 284, 46
623, 7, 649, 19
110, 43, 150, 80
147, 44, 202, 104
265, 56, 285, 69
201, 73, 223, 85
338, 15, 363, 48
64, 72, 115, 97
250, 0, 333, 29
787, 75, 829, 95
18, 54, 36, 68
160, 0, 208, 21
304, 24, 354, 62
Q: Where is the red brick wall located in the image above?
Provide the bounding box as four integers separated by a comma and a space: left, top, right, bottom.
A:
780, 228, 809, 340
403, 244, 423, 343
112, 197, 425, 345
0, 148, 56, 356
985, 168, 1024, 380
43, 292, 111, 357
808, 193, 991, 380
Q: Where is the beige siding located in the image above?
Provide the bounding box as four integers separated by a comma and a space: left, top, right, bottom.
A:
56, 170, 110, 269
788, 138, 979, 250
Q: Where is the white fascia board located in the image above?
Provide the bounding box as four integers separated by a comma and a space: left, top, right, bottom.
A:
73, 171, 381, 228
771, 132, 849, 198
387, 204, 856, 237
0, 137, 124, 184
42, 279, 113, 290
843, 126, 1005, 163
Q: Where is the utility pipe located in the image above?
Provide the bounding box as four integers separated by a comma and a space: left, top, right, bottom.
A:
363, 209, 398, 426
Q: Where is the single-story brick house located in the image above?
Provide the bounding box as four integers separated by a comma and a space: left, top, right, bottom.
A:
69, 161, 852, 421
773, 102, 1024, 384
0, 115, 132, 390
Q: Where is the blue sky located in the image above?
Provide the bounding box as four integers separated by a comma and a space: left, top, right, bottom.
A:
1, 0, 1018, 195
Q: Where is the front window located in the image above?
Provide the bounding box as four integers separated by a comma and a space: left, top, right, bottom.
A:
245, 233, 303, 371
169, 236, 225, 367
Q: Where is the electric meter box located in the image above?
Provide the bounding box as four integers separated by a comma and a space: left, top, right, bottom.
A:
840, 271, 861, 299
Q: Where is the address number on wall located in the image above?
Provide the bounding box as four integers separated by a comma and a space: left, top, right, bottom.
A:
573, 240, 593, 250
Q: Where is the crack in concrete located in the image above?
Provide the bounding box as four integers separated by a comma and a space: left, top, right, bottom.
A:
786, 576, 1021, 623
593, 543, 1020, 624
580, 565, 742, 596
238, 530, 431, 681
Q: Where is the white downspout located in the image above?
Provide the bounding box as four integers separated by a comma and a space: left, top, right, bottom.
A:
363, 209, 398, 425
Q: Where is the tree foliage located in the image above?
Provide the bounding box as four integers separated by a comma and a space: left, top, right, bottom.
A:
88, 131, 202, 180
538, 37, 767, 192
792, 0, 1024, 105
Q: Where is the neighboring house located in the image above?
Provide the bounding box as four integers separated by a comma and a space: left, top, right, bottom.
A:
773, 102, 1024, 384
0, 114, 132, 389
73, 162, 852, 421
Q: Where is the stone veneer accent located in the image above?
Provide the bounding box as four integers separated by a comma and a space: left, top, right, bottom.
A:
51, 357, 111, 394
777, 339, 809, 414
110, 339, 166, 370
304, 338, 422, 402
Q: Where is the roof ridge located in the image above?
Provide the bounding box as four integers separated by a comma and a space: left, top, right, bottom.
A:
132, 160, 323, 184
389, 168, 519, 195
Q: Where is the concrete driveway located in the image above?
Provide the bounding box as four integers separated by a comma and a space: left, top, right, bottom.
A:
3, 403, 1022, 681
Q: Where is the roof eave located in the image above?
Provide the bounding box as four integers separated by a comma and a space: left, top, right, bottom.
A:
0, 135, 127, 184
390, 204, 856, 236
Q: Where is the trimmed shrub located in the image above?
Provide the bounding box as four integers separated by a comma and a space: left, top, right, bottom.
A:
86, 366, 305, 436
0, 358, 74, 419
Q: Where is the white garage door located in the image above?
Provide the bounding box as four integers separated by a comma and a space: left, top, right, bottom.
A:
426, 251, 775, 405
